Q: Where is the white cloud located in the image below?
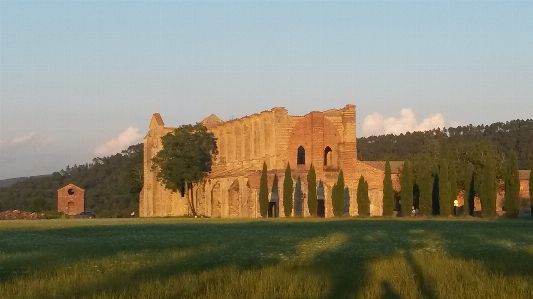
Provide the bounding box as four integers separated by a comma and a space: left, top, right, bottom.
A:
0, 132, 36, 149
361, 108, 446, 137
93, 127, 143, 157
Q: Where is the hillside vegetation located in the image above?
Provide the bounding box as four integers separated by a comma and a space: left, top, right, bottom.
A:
0, 144, 142, 217
358, 119, 533, 169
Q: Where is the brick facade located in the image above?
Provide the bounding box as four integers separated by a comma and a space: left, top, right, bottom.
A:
140, 105, 388, 218
57, 184, 85, 215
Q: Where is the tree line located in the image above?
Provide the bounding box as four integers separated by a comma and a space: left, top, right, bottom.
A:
381, 140, 533, 218
357, 119, 533, 170
0, 144, 143, 217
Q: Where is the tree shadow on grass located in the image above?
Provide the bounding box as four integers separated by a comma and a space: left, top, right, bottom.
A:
381, 281, 403, 299
404, 251, 438, 299
434, 219, 533, 278
1, 220, 373, 298
2, 218, 533, 298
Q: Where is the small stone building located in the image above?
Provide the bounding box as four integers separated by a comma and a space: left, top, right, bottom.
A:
57, 183, 85, 215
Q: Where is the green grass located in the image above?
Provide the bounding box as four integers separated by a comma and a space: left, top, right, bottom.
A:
1, 217, 532, 299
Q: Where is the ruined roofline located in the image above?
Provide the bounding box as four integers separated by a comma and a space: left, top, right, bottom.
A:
204, 107, 287, 128
149, 104, 356, 131
201, 104, 356, 128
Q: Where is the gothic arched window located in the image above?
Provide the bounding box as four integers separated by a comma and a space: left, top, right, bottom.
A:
297, 146, 305, 165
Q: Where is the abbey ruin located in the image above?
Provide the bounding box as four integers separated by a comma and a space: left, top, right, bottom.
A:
139, 105, 389, 218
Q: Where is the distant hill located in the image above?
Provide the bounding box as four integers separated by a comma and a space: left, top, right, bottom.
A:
0, 144, 143, 217
357, 119, 533, 169
0, 175, 51, 188
0, 177, 29, 188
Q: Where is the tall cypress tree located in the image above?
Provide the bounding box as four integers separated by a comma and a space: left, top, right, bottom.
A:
259, 162, 268, 217
464, 162, 475, 216
449, 160, 458, 215
283, 163, 293, 217
383, 160, 395, 216
505, 151, 520, 218
357, 175, 370, 216
418, 160, 433, 216
481, 155, 496, 217
307, 164, 317, 216
439, 157, 451, 216
332, 170, 345, 217
400, 161, 413, 217
294, 176, 303, 217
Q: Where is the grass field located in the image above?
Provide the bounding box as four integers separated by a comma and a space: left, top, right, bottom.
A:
1, 217, 532, 299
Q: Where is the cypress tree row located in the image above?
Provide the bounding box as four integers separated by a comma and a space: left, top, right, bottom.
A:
259, 162, 268, 217
357, 175, 370, 216
400, 161, 413, 217
383, 160, 395, 216
449, 160, 458, 215
504, 150, 520, 218
480, 155, 497, 217
307, 164, 317, 216
463, 162, 475, 216
439, 157, 452, 216
332, 170, 345, 217
283, 163, 294, 217
417, 161, 433, 216
294, 176, 303, 217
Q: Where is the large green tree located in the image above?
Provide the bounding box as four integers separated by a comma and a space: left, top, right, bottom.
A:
259, 162, 269, 217
151, 123, 217, 216
400, 161, 413, 217
417, 160, 433, 216
382, 160, 395, 216
283, 163, 293, 217
504, 151, 520, 218
332, 170, 345, 217
357, 175, 370, 216
463, 162, 475, 216
307, 164, 317, 216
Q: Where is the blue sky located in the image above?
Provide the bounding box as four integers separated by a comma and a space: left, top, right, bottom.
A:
1, 0, 532, 179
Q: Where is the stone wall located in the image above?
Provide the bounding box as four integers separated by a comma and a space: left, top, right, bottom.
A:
140, 105, 387, 218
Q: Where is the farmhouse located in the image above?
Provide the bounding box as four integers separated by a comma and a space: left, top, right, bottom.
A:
57, 183, 85, 215
139, 105, 387, 218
